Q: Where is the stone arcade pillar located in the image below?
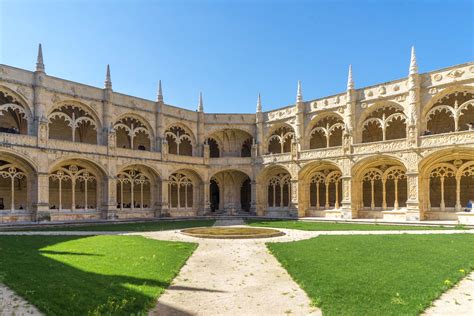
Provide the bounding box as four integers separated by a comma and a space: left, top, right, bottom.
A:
405, 172, 421, 221
33, 44, 48, 147
103, 65, 113, 146
161, 179, 169, 216
341, 176, 354, 219
291, 179, 301, 217
250, 180, 257, 215
34, 172, 50, 221
203, 180, 211, 215
102, 176, 117, 219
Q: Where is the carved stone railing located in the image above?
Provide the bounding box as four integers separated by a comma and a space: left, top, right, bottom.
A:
0, 133, 36, 147
299, 147, 344, 160
420, 130, 474, 148
115, 147, 157, 159
261, 153, 292, 164
352, 139, 407, 155
208, 157, 252, 166
47, 139, 108, 155
167, 154, 204, 164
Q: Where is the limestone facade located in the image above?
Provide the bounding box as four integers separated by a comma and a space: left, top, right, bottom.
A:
0, 46, 473, 223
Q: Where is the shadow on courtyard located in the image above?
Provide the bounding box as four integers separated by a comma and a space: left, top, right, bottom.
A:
0, 235, 200, 315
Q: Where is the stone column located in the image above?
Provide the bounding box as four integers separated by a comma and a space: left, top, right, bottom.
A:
250, 180, 257, 214
405, 172, 420, 221
340, 176, 354, 219
161, 179, 169, 216
290, 179, 301, 217
103, 176, 117, 219
203, 180, 211, 215
34, 172, 50, 221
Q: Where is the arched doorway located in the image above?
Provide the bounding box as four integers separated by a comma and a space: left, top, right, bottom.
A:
210, 179, 220, 212
240, 178, 251, 212
210, 170, 251, 215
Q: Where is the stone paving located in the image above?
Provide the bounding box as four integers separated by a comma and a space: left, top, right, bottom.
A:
0, 226, 473, 315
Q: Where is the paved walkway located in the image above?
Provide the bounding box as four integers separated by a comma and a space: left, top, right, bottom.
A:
423, 272, 474, 316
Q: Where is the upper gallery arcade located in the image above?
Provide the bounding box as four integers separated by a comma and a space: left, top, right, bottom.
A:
0, 44, 473, 224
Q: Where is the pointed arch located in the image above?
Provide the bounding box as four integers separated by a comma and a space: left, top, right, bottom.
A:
113, 113, 153, 150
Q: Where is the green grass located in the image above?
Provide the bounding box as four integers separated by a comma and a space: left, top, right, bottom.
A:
10, 219, 215, 232
0, 235, 197, 315
268, 234, 474, 316
247, 219, 456, 231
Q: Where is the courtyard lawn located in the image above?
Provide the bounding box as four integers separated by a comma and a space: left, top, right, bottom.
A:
247, 219, 457, 231
0, 235, 197, 315
268, 234, 474, 316
9, 219, 215, 232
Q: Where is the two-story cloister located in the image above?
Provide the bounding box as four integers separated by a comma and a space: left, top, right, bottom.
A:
0, 45, 473, 224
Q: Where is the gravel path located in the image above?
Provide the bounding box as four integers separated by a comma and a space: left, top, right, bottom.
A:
0, 284, 41, 316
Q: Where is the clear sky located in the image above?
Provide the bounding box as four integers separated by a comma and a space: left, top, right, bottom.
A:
0, 0, 473, 113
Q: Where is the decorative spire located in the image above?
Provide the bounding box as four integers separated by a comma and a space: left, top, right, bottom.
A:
157, 80, 163, 102
409, 46, 418, 75
347, 64, 354, 90
296, 80, 303, 103
256, 93, 262, 112
197, 92, 204, 112
104, 64, 112, 89
36, 43, 45, 72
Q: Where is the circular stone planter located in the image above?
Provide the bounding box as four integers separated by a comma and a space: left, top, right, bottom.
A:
180, 227, 285, 239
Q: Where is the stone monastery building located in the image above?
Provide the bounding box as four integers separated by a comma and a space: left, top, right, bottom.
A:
0, 45, 473, 224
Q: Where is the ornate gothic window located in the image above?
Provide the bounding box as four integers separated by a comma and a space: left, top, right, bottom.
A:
426, 91, 474, 134
0, 90, 29, 135
267, 173, 291, 208
49, 164, 97, 211
309, 116, 344, 149
49, 104, 98, 143
309, 170, 342, 209
116, 169, 151, 210
165, 126, 193, 156
0, 161, 27, 211
427, 160, 474, 211
169, 173, 193, 209
362, 165, 407, 210
267, 126, 294, 154
114, 116, 151, 150
362, 105, 406, 143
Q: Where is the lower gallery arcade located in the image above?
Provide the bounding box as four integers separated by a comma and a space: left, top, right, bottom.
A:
0, 149, 472, 223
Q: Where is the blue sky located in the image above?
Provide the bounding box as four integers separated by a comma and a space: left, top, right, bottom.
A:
0, 0, 472, 113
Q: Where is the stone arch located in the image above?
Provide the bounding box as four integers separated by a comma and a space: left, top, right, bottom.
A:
206, 137, 222, 158
0, 150, 37, 215
0, 85, 33, 135
422, 87, 474, 135
419, 149, 474, 220
298, 161, 343, 216
167, 168, 203, 215
164, 122, 196, 156
48, 100, 102, 144
359, 102, 407, 143
113, 113, 153, 151
116, 164, 161, 215
306, 113, 345, 149
206, 128, 254, 158
209, 169, 252, 214
257, 165, 293, 216
48, 158, 107, 213
266, 123, 295, 154
352, 155, 407, 219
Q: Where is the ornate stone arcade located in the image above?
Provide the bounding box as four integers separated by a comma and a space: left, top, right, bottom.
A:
0, 45, 473, 223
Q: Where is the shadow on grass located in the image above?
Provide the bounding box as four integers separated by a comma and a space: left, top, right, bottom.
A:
0, 235, 194, 315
